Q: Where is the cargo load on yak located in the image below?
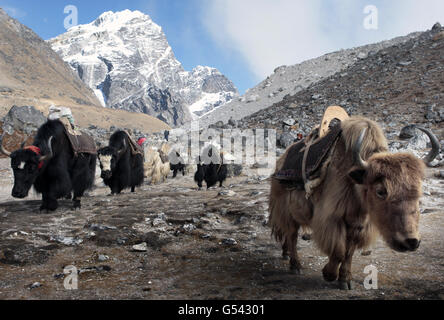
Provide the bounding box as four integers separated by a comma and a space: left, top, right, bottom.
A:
273, 106, 350, 198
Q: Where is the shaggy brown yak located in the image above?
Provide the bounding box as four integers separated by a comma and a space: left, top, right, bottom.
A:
269, 117, 440, 290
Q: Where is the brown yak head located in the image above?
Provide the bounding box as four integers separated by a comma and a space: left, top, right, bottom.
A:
348, 126, 440, 253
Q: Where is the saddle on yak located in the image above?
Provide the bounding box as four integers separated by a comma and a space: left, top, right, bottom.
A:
273, 106, 349, 198
123, 130, 144, 156
59, 118, 97, 156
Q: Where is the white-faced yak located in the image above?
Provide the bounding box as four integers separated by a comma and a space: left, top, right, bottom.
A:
0, 120, 97, 211
98, 131, 144, 195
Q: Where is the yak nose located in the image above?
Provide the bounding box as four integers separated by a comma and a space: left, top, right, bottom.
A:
101, 171, 111, 179
12, 189, 27, 199
405, 238, 420, 251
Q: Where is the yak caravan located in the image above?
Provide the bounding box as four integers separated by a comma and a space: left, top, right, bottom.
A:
0, 2, 443, 307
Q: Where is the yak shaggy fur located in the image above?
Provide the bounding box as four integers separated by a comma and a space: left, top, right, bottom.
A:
144, 142, 170, 184
269, 116, 427, 289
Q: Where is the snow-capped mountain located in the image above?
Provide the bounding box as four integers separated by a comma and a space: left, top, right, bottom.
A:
48, 10, 238, 127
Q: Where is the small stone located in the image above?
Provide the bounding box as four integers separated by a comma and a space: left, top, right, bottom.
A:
357, 52, 368, 59
283, 118, 296, 126
98, 254, 109, 262
152, 218, 165, 227
132, 242, 148, 252
397, 61, 412, 67
29, 282, 42, 290
183, 224, 196, 233
221, 238, 237, 245
218, 190, 236, 197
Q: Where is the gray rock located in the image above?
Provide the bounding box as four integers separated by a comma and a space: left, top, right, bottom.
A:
399, 125, 417, 139
132, 242, 148, 252
432, 22, 442, 31
2, 105, 46, 135
221, 238, 237, 245
278, 132, 296, 148
218, 190, 236, 197
182, 224, 196, 233
98, 254, 109, 262
283, 118, 296, 126
29, 282, 42, 290
227, 164, 243, 177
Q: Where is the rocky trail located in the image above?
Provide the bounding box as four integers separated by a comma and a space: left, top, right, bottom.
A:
0, 158, 443, 300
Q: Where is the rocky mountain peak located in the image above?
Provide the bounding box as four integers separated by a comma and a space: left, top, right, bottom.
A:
49, 10, 238, 127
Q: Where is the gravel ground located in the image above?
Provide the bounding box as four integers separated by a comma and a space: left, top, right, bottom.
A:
0, 158, 443, 300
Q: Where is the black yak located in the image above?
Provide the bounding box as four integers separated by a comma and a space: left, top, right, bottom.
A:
170, 150, 186, 178
194, 143, 231, 190
98, 131, 144, 195
0, 120, 97, 211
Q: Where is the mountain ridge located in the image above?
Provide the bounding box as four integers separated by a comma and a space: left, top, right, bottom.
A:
49, 9, 238, 127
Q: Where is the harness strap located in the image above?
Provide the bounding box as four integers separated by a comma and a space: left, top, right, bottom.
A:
301, 139, 312, 184
24, 146, 44, 169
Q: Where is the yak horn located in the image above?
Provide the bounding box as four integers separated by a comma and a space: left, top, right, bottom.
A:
39, 136, 54, 162
353, 128, 369, 169
118, 138, 126, 154
0, 134, 11, 156
415, 126, 441, 166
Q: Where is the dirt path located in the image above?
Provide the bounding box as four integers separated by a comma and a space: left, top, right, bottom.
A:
0, 160, 443, 300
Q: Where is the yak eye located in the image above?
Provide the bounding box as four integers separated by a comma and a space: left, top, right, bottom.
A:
376, 188, 387, 199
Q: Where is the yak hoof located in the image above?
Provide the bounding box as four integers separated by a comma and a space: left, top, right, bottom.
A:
290, 258, 302, 274
322, 267, 338, 282
290, 267, 301, 275
361, 250, 372, 256
73, 200, 81, 210
338, 280, 354, 290
282, 254, 289, 260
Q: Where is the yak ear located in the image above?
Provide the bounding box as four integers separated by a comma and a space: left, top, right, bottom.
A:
348, 166, 367, 185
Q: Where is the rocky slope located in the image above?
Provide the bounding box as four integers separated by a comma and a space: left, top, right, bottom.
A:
0, 9, 170, 136
198, 31, 423, 128
0, 8, 102, 117
49, 10, 238, 127
228, 23, 444, 152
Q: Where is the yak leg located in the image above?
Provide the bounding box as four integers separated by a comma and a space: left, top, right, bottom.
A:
322, 257, 341, 282
282, 239, 289, 260
41, 192, 59, 212
288, 226, 302, 274
338, 243, 356, 290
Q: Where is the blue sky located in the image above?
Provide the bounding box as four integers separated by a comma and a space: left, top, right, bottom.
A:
1, 0, 443, 94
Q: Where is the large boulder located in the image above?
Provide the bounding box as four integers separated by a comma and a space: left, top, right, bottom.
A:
2, 105, 46, 135
0, 106, 47, 157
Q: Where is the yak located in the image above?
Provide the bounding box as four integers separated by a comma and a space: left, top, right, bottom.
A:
269, 117, 440, 290
144, 143, 170, 184
98, 131, 144, 195
170, 150, 186, 178
0, 120, 97, 211
194, 143, 229, 190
